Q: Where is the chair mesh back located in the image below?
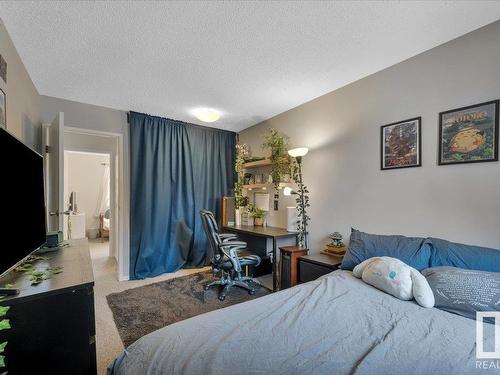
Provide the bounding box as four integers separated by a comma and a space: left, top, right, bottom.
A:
204, 210, 220, 232
200, 210, 222, 262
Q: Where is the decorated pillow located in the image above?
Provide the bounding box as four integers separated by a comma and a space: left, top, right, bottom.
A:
422, 267, 500, 322
353, 256, 434, 308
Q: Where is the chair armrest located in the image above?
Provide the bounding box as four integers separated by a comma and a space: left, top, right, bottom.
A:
220, 233, 238, 241
220, 240, 247, 248
219, 241, 248, 270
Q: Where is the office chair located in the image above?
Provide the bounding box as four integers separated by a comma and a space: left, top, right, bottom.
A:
200, 210, 261, 301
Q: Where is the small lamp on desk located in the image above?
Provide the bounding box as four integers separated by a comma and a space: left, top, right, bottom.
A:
285, 147, 309, 248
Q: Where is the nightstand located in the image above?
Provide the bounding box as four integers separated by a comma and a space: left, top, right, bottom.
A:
280, 246, 309, 289
298, 253, 343, 283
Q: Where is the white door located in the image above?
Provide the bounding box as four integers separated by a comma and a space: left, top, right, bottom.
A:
42, 112, 65, 233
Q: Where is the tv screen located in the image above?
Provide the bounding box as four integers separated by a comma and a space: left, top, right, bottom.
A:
0, 128, 46, 276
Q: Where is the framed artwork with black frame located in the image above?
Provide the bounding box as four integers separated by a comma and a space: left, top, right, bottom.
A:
0, 88, 5, 129
438, 100, 499, 165
380, 117, 422, 170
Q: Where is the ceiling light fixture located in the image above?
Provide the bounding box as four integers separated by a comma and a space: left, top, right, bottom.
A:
192, 108, 221, 123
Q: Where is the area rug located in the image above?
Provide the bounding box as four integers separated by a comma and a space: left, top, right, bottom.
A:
106, 271, 270, 347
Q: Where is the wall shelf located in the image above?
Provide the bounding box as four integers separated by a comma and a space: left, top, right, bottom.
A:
243, 182, 292, 190
242, 183, 269, 190
243, 158, 272, 169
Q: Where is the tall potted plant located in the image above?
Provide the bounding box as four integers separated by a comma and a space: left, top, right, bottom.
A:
234, 143, 249, 225
262, 128, 291, 189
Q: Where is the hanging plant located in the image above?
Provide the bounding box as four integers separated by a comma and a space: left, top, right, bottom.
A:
262, 128, 292, 189
234, 143, 249, 208
292, 159, 310, 248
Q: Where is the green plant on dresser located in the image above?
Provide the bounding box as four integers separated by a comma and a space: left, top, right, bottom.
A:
0, 303, 10, 374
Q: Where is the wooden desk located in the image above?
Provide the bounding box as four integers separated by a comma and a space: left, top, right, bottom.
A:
223, 225, 297, 291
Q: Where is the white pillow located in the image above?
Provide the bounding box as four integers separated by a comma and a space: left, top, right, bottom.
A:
353, 256, 434, 308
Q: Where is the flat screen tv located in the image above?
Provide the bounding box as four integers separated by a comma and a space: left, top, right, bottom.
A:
0, 127, 46, 277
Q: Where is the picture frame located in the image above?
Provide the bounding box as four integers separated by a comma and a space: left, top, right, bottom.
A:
0, 54, 6, 83
438, 100, 499, 165
380, 117, 422, 170
0, 89, 5, 129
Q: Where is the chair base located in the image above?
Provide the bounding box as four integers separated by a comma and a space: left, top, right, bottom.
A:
204, 271, 257, 301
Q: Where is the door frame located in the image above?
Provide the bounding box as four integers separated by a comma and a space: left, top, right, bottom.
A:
64, 126, 129, 281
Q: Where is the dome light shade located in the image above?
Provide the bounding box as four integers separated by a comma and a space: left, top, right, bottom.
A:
288, 147, 309, 158
192, 108, 221, 123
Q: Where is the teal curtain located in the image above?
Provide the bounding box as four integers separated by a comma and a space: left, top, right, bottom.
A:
129, 112, 236, 279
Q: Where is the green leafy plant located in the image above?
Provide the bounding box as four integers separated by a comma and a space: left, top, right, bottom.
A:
0, 305, 9, 372
249, 207, 266, 219
234, 143, 250, 208
262, 128, 291, 189
292, 159, 310, 248
15, 256, 63, 286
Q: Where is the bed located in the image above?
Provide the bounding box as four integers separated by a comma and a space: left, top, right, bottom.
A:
108, 269, 493, 375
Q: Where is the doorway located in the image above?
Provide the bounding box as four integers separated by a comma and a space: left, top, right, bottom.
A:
64, 151, 111, 259
63, 126, 126, 282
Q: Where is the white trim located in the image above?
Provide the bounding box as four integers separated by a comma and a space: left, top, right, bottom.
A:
65, 125, 122, 138
63, 126, 130, 281
65, 150, 110, 157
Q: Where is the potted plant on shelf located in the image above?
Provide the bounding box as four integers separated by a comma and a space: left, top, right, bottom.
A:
234, 143, 249, 225
262, 128, 292, 190
249, 206, 266, 226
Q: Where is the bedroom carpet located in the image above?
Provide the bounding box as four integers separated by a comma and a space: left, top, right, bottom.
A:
89, 240, 207, 375
106, 271, 270, 347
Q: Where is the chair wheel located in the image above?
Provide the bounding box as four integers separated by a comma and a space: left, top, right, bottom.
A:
248, 290, 256, 295
219, 295, 226, 301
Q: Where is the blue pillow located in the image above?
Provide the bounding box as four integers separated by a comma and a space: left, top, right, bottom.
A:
340, 228, 431, 271
427, 237, 500, 272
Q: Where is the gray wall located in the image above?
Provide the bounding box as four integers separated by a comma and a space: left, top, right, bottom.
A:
41, 95, 127, 134
239, 20, 500, 251
41, 95, 130, 279
0, 19, 40, 151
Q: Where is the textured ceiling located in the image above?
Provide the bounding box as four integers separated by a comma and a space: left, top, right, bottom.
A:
1, 1, 500, 131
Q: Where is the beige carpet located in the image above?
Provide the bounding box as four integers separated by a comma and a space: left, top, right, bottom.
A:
89, 239, 208, 375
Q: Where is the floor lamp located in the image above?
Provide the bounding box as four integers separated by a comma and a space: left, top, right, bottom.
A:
284, 147, 309, 248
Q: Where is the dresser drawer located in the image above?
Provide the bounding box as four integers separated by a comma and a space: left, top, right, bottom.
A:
299, 260, 338, 283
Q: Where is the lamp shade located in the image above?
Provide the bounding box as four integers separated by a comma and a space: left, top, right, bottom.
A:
288, 147, 309, 158
283, 186, 296, 196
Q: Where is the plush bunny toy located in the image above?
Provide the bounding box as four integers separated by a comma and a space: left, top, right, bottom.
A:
353, 256, 435, 308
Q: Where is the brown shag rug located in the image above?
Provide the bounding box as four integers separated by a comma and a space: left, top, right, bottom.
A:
106, 271, 270, 347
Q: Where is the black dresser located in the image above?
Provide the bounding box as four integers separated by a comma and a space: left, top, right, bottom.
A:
0, 239, 96, 375
298, 253, 343, 283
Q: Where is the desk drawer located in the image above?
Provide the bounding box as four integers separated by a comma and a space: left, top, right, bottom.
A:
299, 261, 337, 283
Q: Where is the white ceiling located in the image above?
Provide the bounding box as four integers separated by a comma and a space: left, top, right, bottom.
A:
1, 1, 500, 132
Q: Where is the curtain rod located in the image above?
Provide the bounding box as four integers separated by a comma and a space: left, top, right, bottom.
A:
127, 110, 236, 135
